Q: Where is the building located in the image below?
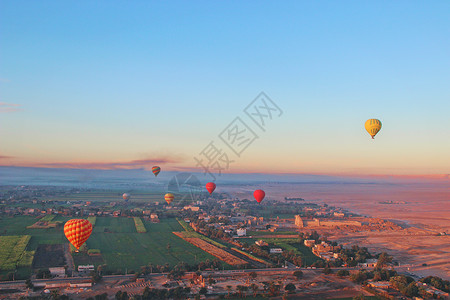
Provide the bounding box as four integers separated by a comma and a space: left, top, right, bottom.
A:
236, 228, 247, 237
295, 215, 304, 228
270, 248, 283, 254
183, 206, 200, 212
304, 239, 315, 247
150, 213, 160, 223
255, 240, 268, 247
78, 265, 95, 273
49, 267, 65, 277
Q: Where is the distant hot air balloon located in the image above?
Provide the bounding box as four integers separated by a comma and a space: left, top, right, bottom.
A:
254, 189, 265, 204
122, 193, 130, 202
64, 219, 92, 250
164, 193, 174, 205
152, 166, 161, 177
365, 119, 382, 139
205, 182, 216, 195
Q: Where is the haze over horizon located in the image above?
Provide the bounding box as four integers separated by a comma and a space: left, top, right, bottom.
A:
1, 1, 449, 176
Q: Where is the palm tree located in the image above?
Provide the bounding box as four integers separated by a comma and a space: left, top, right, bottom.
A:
250, 283, 259, 297
226, 285, 232, 298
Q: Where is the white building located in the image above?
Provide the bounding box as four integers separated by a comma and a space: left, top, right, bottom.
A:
78, 265, 95, 272
270, 248, 283, 254
236, 228, 247, 236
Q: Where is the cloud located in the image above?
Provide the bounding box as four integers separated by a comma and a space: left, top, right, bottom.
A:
0, 102, 22, 113
23, 157, 185, 170
0, 155, 14, 160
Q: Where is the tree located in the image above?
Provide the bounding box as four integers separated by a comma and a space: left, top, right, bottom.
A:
337, 270, 349, 277
323, 266, 332, 274
226, 285, 232, 297
94, 293, 108, 300
199, 287, 208, 296
284, 283, 296, 293
115, 291, 129, 300
208, 277, 216, 286
404, 282, 419, 297
250, 283, 259, 297
90, 271, 102, 283
293, 270, 303, 280
25, 278, 34, 289
376, 252, 392, 269
248, 271, 257, 280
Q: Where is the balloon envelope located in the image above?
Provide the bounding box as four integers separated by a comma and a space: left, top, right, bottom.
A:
165, 193, 174, 205
206, 182, 216, 195
64, 219, 92, 250
365, 119, 382, 139
254, 189, 265, 203
122, 193, 130, 201
152, 166, 161, 177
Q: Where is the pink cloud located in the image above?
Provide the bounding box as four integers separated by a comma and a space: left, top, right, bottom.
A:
0, 102, 22, 113
0, 155, 14, 160
17, 157, 185, 170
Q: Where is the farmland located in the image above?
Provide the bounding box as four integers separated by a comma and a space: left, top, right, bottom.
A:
0, 216, 218, 277
45, 190, 166, 204
74, 217, 217, 272
133, 217, 147, 233
0, 235, 32, 270
173, 232, 247, 266
87, 216, 96, 226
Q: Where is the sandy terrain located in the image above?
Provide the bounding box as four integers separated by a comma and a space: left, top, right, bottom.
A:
228, 180, 450, 279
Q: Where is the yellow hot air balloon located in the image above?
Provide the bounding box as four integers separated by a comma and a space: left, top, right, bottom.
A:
164, 193, 174, 205
365, 119, 382, 139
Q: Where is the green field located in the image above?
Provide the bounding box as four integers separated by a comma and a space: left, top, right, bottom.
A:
73, 217, 217, 272
241, 236, 321, 266
0, 235, 32, 270
247, 230, 298, 236
133, 217, 147, 233
87, 216, 97, 226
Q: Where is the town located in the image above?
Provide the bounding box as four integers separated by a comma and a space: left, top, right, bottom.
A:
1, 185, 449, 299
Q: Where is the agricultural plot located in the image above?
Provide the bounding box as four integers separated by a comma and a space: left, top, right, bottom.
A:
76, 217, 217, 273
87, 216, 97, 226
173, 232, 247, 266
0, 216, 37, 235
0, 235, 32, 271
133, 217, 147, 233
39, 214, 56, 222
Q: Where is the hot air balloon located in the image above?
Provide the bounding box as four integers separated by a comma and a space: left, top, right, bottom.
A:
64, 219, 92, 250
152, 166, 161, 177
164, 193, 174, 205
254, 189, 265, 204
205, 182, 216, 195
122, 193, 130, 201
365, 119, 382, 139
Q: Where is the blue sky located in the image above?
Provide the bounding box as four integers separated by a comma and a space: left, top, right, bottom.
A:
1, 1, 449, 175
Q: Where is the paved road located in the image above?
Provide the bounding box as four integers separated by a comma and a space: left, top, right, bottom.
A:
0, 265, 421, 289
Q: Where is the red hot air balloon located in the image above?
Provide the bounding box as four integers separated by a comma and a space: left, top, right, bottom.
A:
205, 182, 216, 195
253, 189, 265, 204
152, 166, 161, 177
64, 219, 92, 250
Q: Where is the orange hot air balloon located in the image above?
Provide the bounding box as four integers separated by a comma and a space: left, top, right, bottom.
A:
205, 182, 216, 195
164, 193, 174, 205
64, 219, 92, 250
152, 166, 161, 177
254, 189, 265, 204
